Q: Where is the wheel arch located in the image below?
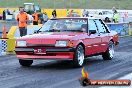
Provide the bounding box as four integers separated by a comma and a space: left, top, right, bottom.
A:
77, 42, 85, 55
110, 39, 114, 43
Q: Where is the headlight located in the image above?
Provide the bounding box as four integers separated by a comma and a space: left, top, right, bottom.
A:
55, 40, 68, 47
17, 41, 26, 47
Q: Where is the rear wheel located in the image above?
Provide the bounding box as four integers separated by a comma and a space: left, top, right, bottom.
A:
73, 45, 85, 67
19, 59, 33, 67
102, 41, 114, 60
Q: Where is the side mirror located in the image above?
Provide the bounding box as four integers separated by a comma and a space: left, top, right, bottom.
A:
89, 30, 96, 34
34, 30, 38, 33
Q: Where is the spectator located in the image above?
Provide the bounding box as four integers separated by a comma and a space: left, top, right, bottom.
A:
3, 8, 11, 20
43, 12, 48, 24
82, 9, 89, 17
66, 9, 70, 16
32, 10, 39, 25
70, 10, 74, 17
86, 10, 89, 17
38, 13, 44, 24
99, 12, 102, 15
2, 10, 6, 20
104, 17, 111, 23
17, 7, 29, 37
52, 9, 57, 18
0, 14, 2, 20
12, 10, 16, 19
112, 6, 116, 14
113, 10, 119, 23
5, 8, 11, 15
7, 9, 11, 14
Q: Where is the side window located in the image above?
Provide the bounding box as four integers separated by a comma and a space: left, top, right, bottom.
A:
95, 19, 107, 33
88, 19, 98, 34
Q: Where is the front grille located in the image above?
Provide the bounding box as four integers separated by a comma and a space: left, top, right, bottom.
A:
27, 53, 56, 56
27, 44, 55, 47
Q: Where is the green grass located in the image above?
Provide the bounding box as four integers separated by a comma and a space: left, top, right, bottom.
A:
0, 0, 132, 9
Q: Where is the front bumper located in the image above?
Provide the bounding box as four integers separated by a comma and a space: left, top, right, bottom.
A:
15, 47, 75, 52
15, 47, 75, 60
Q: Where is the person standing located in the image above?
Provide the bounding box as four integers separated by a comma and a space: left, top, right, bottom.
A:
86, 10, 89, 17
52, 9, 57, 18
70, 10, 74, 17
112, 7, 116, 14
113, 10, 119, 23
66, 9, 70, 16
32, 11, 39, 25
82, 9, 89, 17
82, 9, 86, 17
2, 10, 6, 20
17, 7, 29, 37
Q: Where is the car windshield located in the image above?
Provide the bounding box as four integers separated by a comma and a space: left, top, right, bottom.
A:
39, 18, 88, 32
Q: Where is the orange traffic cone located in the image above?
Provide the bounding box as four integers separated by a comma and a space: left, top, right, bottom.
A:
2, 25, 7, 39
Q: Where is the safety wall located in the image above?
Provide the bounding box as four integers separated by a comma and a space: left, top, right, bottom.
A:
41, 9, 82, 18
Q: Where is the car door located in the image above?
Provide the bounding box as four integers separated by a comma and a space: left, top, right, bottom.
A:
84, 19, 102, 55
94, 19, 110, 52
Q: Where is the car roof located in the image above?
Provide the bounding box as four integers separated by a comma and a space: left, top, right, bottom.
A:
51, 17, 101, 20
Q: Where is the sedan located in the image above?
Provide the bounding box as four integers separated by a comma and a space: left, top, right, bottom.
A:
15, 17, 119, 67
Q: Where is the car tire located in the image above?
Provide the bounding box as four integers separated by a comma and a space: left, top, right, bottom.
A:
19, 59, 33, 67
102, 41, 114, 60
73, 45, 85, 67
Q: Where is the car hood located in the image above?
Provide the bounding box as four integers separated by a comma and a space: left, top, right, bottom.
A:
18, 32, 83, 45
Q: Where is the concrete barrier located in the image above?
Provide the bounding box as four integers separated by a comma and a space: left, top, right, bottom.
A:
7, 38, 16, 52
7, 26, 17, 38
6, 25, 42, 52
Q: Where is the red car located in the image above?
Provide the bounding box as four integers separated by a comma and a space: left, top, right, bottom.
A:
15, 17, 119, 67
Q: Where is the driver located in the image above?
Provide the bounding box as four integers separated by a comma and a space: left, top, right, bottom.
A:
81, 24, 87, 32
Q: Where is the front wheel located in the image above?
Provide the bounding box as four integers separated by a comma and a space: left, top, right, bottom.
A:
102, 41, 115, 60
73, 45, 85, 67
19, 59, 33, 67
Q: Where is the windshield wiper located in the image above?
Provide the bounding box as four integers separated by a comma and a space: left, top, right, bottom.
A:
48, 29, 60, 32
35, 25, 43, 33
